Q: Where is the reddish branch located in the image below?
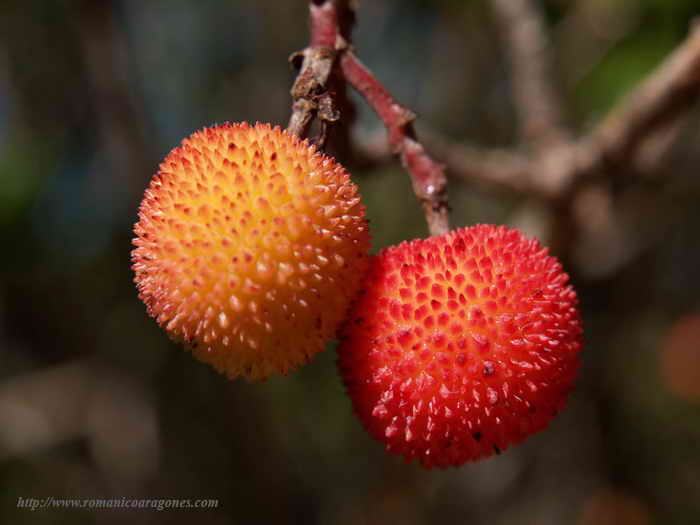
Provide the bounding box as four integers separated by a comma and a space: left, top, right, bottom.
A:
340, 52, 449, 235
289, 0, 450, 236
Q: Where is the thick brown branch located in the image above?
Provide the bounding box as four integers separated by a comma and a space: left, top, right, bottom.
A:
340, 51, 450, 236
436, 21, 700, 200
523, 22, 700, 199
491, 0, 569, 151
581, 22, 700, 172
425, 137, 536, 195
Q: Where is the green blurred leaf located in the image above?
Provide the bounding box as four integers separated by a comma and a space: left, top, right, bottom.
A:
0, 136, 43, 228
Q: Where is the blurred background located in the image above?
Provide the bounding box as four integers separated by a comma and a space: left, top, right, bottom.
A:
2, 0, 700, 523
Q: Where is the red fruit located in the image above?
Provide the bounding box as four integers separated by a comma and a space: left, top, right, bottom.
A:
337, 224, 583, 468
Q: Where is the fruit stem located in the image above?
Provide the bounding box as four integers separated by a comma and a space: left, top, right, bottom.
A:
289, 0, 451, 237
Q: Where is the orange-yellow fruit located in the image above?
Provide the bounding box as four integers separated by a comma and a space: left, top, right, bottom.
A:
338, 225, 582, 467
132, 122, 370, 380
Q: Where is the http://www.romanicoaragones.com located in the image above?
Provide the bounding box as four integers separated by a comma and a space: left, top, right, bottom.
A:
17, 496, 219, 512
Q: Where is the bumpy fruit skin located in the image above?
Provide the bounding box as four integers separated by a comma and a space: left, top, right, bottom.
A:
132, 122, 370, 380
338, 225, 582, 468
